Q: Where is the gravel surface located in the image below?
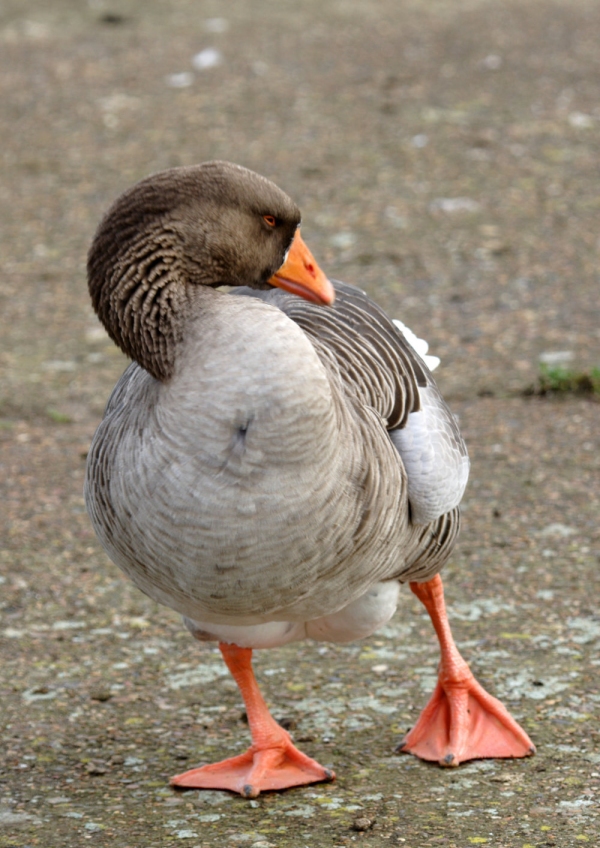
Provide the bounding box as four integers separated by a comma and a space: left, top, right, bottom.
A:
1, 1, 599, 846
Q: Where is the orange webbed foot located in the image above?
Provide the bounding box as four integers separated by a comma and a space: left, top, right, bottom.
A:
399, 575, 535, 766
397, 667, 535, 766
171, 642, 334, 798
171, 739, 334, 798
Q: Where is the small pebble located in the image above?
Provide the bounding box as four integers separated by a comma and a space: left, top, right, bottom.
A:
430, 197, 481, 213
192, 48, 223, 71
84, 822, 103, 832
568, 111, 594, 128
482, 53, 502, 70
86, 761, 108, 775
352, 816, 374, 831
90, 690, 112, 702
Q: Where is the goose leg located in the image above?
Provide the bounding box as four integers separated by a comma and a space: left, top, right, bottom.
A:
170, 643, 334, 797
398, 574, 535, 766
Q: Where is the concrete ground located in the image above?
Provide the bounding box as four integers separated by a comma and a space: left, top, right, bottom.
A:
0, 1, 599, 846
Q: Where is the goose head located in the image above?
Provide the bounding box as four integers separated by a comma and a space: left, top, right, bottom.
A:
87, 161, 333, 381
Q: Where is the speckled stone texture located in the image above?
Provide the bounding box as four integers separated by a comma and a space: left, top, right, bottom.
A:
0, 1, 599, 846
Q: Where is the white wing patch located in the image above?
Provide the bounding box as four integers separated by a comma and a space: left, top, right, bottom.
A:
390, 386, 469, 524
390, 319, 469, 524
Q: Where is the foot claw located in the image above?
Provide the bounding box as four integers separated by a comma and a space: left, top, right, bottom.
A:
241, 783, 257, 799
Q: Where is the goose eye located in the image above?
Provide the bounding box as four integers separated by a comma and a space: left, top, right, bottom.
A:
263, 214, 277, 228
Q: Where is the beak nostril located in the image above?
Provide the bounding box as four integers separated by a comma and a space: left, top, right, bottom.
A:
305, 263, 315, 276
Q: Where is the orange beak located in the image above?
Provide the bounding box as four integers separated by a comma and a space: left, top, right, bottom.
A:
268, 229, 335, 306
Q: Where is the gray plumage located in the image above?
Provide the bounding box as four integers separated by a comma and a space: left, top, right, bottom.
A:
85, 162, 468, 647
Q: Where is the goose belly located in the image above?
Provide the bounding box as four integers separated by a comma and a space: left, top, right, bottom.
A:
85, 364, 411, 626
183, 580, 401, 648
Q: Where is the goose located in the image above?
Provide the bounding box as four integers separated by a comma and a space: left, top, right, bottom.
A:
85, 161, 534, 798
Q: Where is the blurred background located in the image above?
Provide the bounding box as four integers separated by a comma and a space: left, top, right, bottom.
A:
1, 1, 599, 846
2, 0, 600, 418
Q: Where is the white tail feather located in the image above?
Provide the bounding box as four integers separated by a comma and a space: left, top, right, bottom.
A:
393, 319, 440, 371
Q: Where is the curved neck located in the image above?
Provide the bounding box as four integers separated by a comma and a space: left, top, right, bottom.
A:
88, 224, 211, 382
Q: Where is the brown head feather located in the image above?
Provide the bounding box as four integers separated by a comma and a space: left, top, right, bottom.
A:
87, 162, 301, 380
